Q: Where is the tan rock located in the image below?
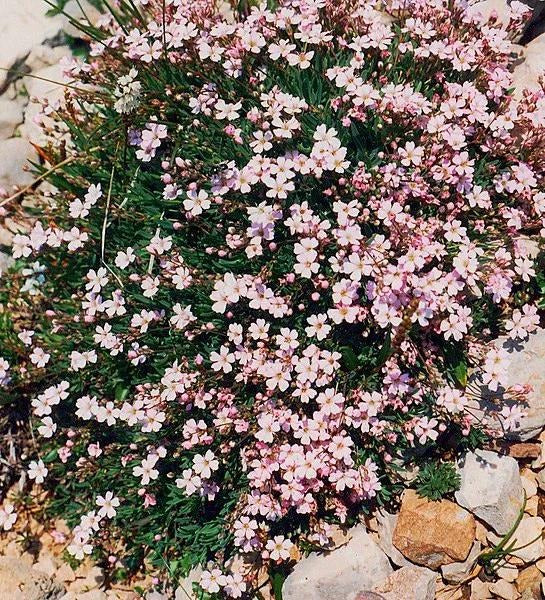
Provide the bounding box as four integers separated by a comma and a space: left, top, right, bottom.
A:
489, 579, 518, 600
471, 579, 493, 600
476, 522, 489, 544
0, 556, 65, 600
496, 564, 519, 583
56, 563, 76, 583
435, 581, 466, 600
32, 555, 58, 578
516, 564, 542, 598
67, 565, 105, 594
76, 590, 108, 600
0, 137, 38, 189
522, 475, 538, 499
537, 468, 545, 492
3, 539, 25, 559
509, 443, 541, 459
0, 98, 24, 139
511, 517, 545, 563
525, 495, 539, 517
392, 490, 475, 569
532, 443, 545, 470
372, 565, 436, 600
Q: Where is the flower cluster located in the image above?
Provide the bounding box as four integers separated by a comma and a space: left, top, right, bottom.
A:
1, 0, 544, 594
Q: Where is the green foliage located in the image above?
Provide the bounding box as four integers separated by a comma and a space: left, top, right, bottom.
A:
415, 461, 461, 501
478, 493, 528, 577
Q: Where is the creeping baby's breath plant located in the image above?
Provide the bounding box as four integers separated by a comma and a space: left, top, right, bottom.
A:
1, 0, 545, 594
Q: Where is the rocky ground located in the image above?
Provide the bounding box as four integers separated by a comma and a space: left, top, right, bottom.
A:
1, 1, 545, 599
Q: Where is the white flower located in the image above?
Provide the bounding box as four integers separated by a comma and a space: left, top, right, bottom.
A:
114, 247, 136, 269
183, 189, 210, 216
70, 350, 97, 371
28, 459, 48, 484
0, 503, 17, 531
192, 450, 219, 479
305, 314, 331, 340
200, 569, 227, 594
38, 417, 57, 438
133, 455, 159, 485
76, 395, 98, 420
96, 491, 120, 519
210, 345, 235, 373
29, 347, 50, 368
67, 535, 93, 560
265, 535, 293, 560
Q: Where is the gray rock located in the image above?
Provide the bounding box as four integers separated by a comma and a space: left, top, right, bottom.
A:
0, 137, 38, 189
25, 45, 71, 72
376, 510, 414, 568
441, 541, 481, 584
537, 468, 545, 491
455, 450, 524, 535
0, 252, 15, 276
466, 0, 512, 24
0, 0, 66, 89
0, 557, 64, 600
476, 329, 545, 441
282, 526, 393, 600
62, 0, 103, 39
488, 516, 545, 563
21, 63, 68, 146
0, 98, 24, 140
373, 566, 436, 600
514, 35, 545, 99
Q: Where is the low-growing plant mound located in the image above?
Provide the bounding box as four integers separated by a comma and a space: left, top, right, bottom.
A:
1, 0, 545, 594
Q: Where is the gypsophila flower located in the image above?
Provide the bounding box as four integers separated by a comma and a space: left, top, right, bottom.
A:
2, 0, 544, 593
0, 503, 17, 531
28, 459, 48, 484
96, 491, 120, 519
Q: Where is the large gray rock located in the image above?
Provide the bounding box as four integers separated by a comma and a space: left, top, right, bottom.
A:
0, 137, 38, 189
478, 330, 545, 441
21, 63, 68, 146
455, 450, 524, 535
372, 566, 436, 600
0, 98, 24, 140
516, 35, 545, 96
0, 0, 66, 89
62, 0, 103, 39
282, 526, 393, 600
0, 557, 64, 600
